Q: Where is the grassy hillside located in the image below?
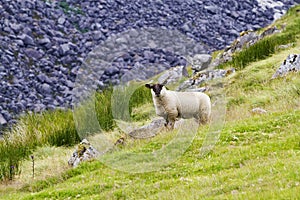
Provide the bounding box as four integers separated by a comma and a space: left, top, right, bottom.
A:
1, 5, 300, 200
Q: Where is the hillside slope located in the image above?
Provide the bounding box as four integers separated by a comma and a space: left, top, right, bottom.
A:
1, 4, 300, 200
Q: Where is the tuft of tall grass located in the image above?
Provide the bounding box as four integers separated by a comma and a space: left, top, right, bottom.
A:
95, 89, 115, 131
231, 33, 296, 70
95, 85, 152, 131
0, 110, 78, 181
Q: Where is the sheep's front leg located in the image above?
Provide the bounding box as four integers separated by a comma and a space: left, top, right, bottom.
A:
166, 108, 177, 130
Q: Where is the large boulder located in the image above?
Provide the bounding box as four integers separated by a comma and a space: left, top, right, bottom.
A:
272, 54, 300, 78
158, 66, 189, 85
190, 54, 212, 73
128, 118, 187, 139
129, 118, 165, 139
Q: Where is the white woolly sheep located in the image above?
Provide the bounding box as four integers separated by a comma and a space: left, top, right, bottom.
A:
145, 83, 211, 129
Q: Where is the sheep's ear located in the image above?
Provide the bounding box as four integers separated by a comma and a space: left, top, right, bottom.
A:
159, 84, 168, 90
145, 84, 152, 89
158, 83, 165, 89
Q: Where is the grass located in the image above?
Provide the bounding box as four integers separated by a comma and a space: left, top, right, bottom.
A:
1, 110, 299, 199
0, 110, 78, 182
0, 85, 151, 181
0, 4, 300, 200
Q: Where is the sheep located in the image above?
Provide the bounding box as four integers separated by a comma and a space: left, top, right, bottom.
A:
145, 83, 211, 129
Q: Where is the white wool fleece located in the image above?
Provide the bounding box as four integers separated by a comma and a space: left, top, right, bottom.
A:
151, 86, 211, 127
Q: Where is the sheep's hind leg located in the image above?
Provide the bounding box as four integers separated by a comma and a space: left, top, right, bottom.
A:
199, 112, 210, 125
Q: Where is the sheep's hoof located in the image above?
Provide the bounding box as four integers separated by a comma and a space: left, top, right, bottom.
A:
166, 122, 175, 131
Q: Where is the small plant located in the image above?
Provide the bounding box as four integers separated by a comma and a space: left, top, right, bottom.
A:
58, 1, 85, 16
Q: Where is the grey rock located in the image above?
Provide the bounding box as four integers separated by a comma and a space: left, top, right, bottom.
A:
272, 54, 300, 78
34, 103, 46, 113
251, 108, 267, 114
116, 36, 128, 44
19, 34, 35, 46
65, 80, 74, 88
177, 68, 235, 91
15, 39, 24, 46
59, 43, 70, 56
2, 110, 12, 121
10, 23, 23, 33
260, 26, 280, 38
58, 17, 66, 25
182, 22, 191, 32
104, 66, 119, 76
190, 54, 212, 73
204, 5, 218, 14
56, 96, 65, 104
277, 43, 294, 49
0, 113, 7, 125
38, 37, 51, 45
40, 83, 52, 94
24, 48, 43, 60
129, 118, 165, 139
143, 50, 155, 62
68, 139, 100, 167
37, 73, 48, 83
93, 31, 103, 40
158, 66, 188, 85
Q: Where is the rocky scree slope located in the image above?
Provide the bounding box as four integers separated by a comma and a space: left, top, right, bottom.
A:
0, 0, 298, 129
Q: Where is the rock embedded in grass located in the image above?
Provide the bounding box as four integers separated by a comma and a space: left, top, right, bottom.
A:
272, 54, 300, 79
68, 139, 100, 167
251, 107, 267, 114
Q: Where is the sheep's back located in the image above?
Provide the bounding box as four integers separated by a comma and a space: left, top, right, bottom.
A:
170, 91, 204, 118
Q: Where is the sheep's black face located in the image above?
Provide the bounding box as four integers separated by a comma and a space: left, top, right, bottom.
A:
145, 83, 164, 97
